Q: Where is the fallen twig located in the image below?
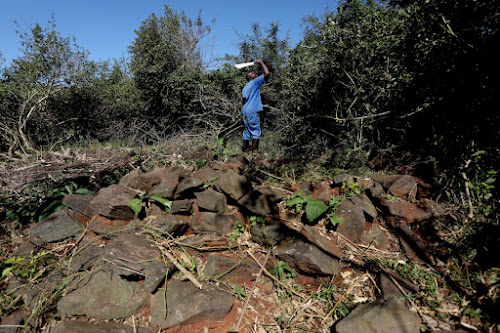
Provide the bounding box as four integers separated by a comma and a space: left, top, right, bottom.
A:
159, 242, 203, 290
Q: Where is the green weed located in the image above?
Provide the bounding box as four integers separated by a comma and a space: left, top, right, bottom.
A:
128, 193, 172, 217
228, 221, 245, 241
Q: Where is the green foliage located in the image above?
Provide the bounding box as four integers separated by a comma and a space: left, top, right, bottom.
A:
228, 221, 245, 241
388, 260, 441, 309
128, 193, 172, 217
341, 181, 362, 198
5, 181, 93, 223
248, 215, 266, 227
467, 150, 498, 209
231, 283, 247, 300
285, 191, 328, 223
305, 200, 329, 223
1, 14, 88, 154
203, 177, 218, 189
1, 251, 48, 281
285, 191, 344, 226
385, 193, 398, 201
269, 261, 297, 280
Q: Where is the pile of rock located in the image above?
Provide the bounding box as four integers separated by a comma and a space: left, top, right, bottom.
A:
2, 162, 448, 332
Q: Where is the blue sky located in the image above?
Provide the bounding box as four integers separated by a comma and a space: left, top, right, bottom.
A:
0, 0, 336, 68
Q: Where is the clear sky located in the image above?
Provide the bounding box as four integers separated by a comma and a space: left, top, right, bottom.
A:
0, 0, 336, 68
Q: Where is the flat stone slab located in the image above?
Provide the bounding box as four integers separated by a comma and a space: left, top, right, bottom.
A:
149, 205, 190, 235
215, 170, 251, 201
386, 201, 432, 223
57, 271, 148, 320
47, 320, 156, 333
150, 279, 233, 328
62, 194, 95, 216
149, 171, 180, 199
27, 209, 83, 242
195, 189, 227, 214
101, 233, 170, 292
370, 174, 418, 199
273, 237, 342, 275
204, 254, 260, 283
85, 185, 136, 220
335, 298, 421, 333
190, 212, 237, 235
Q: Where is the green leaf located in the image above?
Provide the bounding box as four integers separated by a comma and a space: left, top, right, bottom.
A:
286, 197, 304, 207
305, 200, 328, 223
150, 195, 173, 212
38, 200, 65, 221
128, 198, 143, 216
3, 257, 24, 264
74, 188, 94, 195
328, 214, 344, 226
1, 267, 14, 279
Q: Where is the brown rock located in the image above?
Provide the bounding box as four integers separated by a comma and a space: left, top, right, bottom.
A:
57, 271, 148, 320
62, 194, 95, 216
386, 201, 432, 223
102, 233, 170, 292
87, 215, 130, 234
335, 298, 421, 333
0, 308, 29, 333
27, 209, 84, 242
215, 170, 251, 201
312, 181, 333, 203
370, 174, 417, 199
204, 254, 260, 283
149, 172, 180, 199
273, 238, 342, 275
85, 185, 136, 220
47, 320, 155, 333
141, 168, 171, 191
119, 168, 144, 190
195, 189, 227, 213
238, 187, 285, 216
150, 280, 233, 329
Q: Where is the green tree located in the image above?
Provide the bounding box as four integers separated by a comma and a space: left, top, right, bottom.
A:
280, 0, 410, 162
389, 0, 500, 164
129, 6, 213, 133
0, 15, 87, 156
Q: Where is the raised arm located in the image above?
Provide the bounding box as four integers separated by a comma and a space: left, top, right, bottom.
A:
256, 59, 270, 80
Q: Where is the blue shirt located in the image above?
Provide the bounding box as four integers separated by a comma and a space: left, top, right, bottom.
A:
241, 74, 265, 115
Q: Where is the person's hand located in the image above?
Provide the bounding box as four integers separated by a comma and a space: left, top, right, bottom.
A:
256, 59, 263, 64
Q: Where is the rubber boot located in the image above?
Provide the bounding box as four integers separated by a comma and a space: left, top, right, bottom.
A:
251, 138, 260, 153
242, 140, 251, 152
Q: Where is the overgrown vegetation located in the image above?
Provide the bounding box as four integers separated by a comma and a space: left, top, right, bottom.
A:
0, 0, 499, 331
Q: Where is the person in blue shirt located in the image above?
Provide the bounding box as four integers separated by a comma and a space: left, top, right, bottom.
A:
241, 59, 270, 153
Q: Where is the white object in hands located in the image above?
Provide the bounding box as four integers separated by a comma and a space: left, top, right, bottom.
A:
234, 62, 255, 69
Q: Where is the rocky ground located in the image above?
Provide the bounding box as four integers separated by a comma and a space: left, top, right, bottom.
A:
0, 152, 493, 332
